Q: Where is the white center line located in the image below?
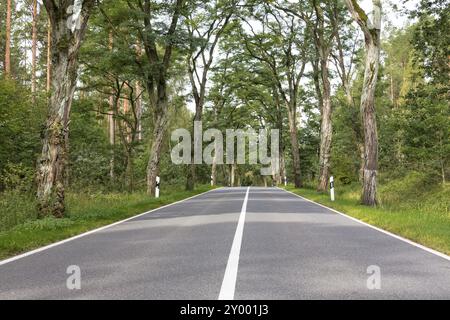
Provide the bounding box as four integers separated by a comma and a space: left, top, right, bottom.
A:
218, 187, 250, 300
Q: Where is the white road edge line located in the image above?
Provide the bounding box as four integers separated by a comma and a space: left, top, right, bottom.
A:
279, 187, 450, 262
0, 188, 223, 267
219, 187, 250, 300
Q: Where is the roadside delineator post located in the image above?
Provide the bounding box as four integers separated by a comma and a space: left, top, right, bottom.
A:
156, 176, 160, 198
330, 176, 335, 202
284, 176, 287, 187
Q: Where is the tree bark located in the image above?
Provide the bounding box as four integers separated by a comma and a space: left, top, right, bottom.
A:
311, 0, 338, 192
37, 0, 95, 217
230, 163, 236, 187
317, 58, 333, 192
125, 149, 134, 192
147, 107, 168, 196
136, 81, 143, 142
31, 0, 38, 102
108, 32, 115, 181
287, 106, 302, 188
46, 18, 51, 92
279, 148, 286, 185
5, 0, 11, 75
108, 95, 115, 181
345, 0, 382, 206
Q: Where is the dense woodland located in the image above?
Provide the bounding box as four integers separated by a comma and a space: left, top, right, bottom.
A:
0, 0, 448, 222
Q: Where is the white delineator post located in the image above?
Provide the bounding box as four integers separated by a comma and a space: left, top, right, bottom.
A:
284, 176, 287, 187
156, 176, 160, 198
330, 176, 335, 202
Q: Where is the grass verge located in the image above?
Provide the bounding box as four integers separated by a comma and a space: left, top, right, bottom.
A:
0, 185, 214, 260
284, 179, 450, 256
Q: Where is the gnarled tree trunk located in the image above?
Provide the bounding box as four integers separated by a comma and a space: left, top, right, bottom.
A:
46, 18, 52, 92
140, 0, 184, 197
317, 59, 333, 192
37, 0, 95, 217
345, 0, 382, 206
360, 40, 380, 206
147, 108, 168, 196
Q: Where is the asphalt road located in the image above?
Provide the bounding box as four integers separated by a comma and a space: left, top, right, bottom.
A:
0, 187, 449, 300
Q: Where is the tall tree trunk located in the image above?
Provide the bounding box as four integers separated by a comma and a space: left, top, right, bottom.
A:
345, 0, 382, 206
147, 107, 168, 196
142, 0, 184, 197
279, 148, 286, 185
5, 0, 11, 75
275, 92, 285, 186
360, 42, 380, 206
122, 98, 131, 143
358, 142, 365, 182
108, 95, 115, 181
37, 0, 95, 217
287, 107, 302, 188
46, 18, 51, 92
136, 81, 143, 142
125, 149, 134, 192
312, 1, 337, 193
31, 0, 38, 102
317, 58, 333, 192
108, 32, 115, 181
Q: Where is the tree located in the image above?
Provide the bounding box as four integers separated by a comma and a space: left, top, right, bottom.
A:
4, 0, 11, 75
344, 0, 382, 206
241, 4, 310, 188
185, 0, 234, 190
46, 17, 51, 92
37, 0, 96, 217
96, 0, 186, 195
331, 8, 363, 181
403, 86, 449, 184
133, 0, 185, 196
309, 0, 340, 192
31, 0, 38, 102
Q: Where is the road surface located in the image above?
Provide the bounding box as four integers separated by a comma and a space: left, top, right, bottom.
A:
0, 187, 449, 300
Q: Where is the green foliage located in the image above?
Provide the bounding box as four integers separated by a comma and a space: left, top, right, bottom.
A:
402, 85, 449, 181
0, 162, 34, 192
68, 98, 111, 190
0, 78, 45, 190
411, 0, 450, 86
0, 191, 37, 232
330, 93, 360, 183
379, 171, 449, 213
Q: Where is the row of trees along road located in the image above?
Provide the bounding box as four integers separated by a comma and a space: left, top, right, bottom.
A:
0, 0, 448, 218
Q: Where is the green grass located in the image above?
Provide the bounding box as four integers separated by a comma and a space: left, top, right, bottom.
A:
0, 185, 213, 260
284, 173, 450, 256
